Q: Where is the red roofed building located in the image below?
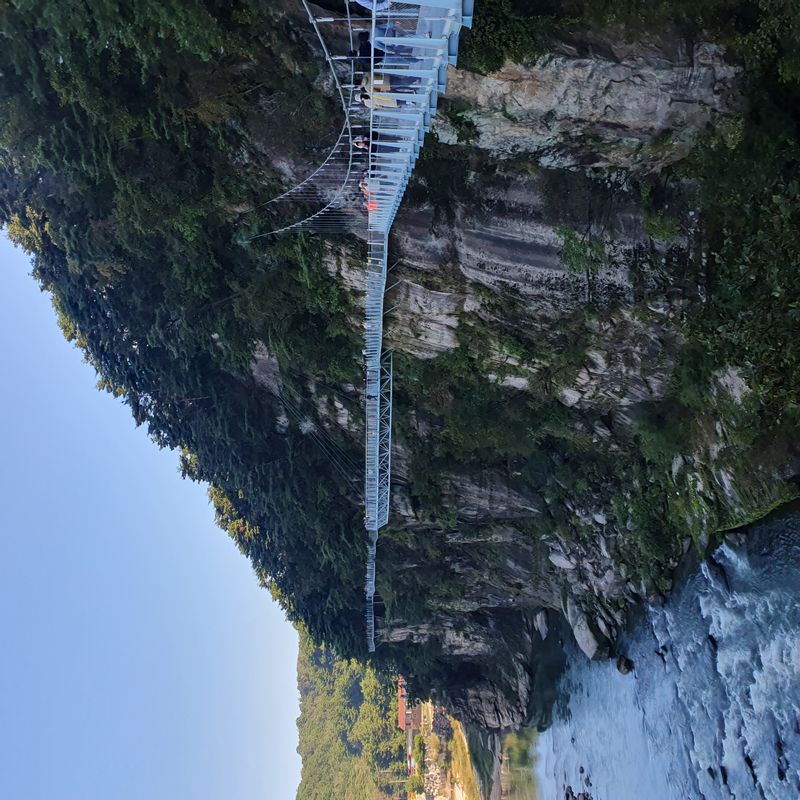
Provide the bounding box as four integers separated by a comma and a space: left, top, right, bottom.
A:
397, 676, 422, 733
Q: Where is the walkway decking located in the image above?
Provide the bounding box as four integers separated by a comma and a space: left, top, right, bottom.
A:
261, 0, 474, 651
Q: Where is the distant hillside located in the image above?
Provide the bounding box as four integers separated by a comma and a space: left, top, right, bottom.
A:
296, 630, 406, 800
296, 629, 490, 800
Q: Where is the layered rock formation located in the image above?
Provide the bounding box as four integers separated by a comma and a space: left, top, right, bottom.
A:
256, 18, 798, 733
434, 28, 740, 171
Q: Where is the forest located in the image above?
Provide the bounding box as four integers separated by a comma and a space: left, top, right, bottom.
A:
295, 629, 409, 800
0, 0, 371, 655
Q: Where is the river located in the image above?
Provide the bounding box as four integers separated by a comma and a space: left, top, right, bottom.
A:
533, 511, 800, 800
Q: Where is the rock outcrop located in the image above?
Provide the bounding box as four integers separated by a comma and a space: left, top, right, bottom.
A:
435, 28, 740, 171
564, 598, 610, 660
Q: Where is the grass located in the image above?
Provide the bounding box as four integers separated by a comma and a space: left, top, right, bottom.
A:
449, 722, 483, 800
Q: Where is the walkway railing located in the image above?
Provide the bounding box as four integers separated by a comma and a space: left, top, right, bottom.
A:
256, 0, 473, 652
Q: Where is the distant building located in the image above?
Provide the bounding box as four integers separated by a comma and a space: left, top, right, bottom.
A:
397, 676, 422, 733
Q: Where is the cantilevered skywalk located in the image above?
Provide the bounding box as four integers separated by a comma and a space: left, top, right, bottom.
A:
257, 1, 474, 651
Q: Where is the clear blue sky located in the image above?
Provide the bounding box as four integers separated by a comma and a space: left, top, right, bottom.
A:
0, 233, 302, 799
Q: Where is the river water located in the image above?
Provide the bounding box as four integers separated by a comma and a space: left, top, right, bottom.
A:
533, 511, 800, 800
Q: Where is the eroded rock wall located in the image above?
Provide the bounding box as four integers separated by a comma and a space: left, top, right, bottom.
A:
257, 22, 798, 732
434, 28, 740, 171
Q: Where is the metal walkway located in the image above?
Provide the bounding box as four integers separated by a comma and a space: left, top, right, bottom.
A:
258, 1, 474, 652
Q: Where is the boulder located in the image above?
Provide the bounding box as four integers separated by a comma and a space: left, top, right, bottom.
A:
549, 552, 577, 570
533, 609, 549, 640
559, 388, 583, 408
565, 599, 610, 660
616, 655, 635, 675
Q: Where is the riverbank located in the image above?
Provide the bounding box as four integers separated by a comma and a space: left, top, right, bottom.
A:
462, 725, 540, 800
499, 728, 539, 800
533, 510, 800, 798
419, 703, 483, 800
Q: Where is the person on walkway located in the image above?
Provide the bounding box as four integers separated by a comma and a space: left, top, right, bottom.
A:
354, 133, 408, 157
359, 169, 370, 197
359, 72, 399, 108
350, 24, 417, 83
350, 30, 385, 75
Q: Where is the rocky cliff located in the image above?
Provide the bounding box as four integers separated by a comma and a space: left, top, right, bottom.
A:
252, 15, 800, 733
435, 28, 740, 170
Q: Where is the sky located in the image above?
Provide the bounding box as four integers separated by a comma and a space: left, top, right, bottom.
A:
0, 233, 302, 800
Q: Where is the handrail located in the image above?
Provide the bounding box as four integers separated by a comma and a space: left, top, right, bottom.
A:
249, 0, 359, 238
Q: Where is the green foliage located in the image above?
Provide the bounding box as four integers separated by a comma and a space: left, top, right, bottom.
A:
500, 728, 538, 800
0, 0, 368, 656
392, 317, 587, 523
644, 213, 680, 243
441, 99, 479, 145
405, 774, 425, 794
684, 95, 800, 423
620, 470, 682, 567
459, 0, 572, 74
412, 733, 426, 771
556, 225, 608, 276
296, 630, 406, 800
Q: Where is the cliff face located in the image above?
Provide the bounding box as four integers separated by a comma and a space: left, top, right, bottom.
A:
6, 0, 797, 767
435, 28, 740, 170
388, 29, 728, 684
254, 22, 797, 730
